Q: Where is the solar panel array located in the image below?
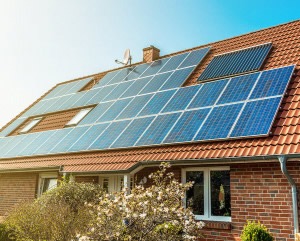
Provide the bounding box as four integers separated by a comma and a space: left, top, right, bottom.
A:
17, 47, 210, 119
198, 43, 272, 81
0, 64, 294, 158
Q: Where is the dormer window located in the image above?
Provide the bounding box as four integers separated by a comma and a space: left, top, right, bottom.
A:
19, 117, 43, 134
65, 108, 92, 127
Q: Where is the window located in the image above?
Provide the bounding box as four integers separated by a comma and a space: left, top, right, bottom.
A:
65, 108, 92, 126
19, 117, 42, 134
182, 167, 231, 222
99, 175, 133, 193
38, 173, 58, 196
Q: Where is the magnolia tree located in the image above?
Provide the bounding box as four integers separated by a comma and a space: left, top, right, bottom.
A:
82, 163, 204, 241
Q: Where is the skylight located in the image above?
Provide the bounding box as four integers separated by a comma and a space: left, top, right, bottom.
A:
65, 108, 92, 126
19, 117, 42, 134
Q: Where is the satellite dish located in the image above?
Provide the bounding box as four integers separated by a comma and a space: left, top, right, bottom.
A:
115, 49, 132, 65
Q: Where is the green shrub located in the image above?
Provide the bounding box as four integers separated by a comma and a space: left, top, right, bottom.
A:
4, 181, 104, 241
241, 220, 273, 241
0, 223, 14, 241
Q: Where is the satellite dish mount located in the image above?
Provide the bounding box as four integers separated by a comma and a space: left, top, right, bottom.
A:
115, 49, 132, 65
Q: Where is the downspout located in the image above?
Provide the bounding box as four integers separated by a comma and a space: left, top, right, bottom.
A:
279, 156, 299, 237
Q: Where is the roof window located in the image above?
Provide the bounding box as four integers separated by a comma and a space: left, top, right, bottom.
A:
65, 108, 92, 127
19, 117, 43, 134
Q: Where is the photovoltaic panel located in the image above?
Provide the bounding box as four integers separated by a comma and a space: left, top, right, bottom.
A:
136, 113, 181, 146
138, 89, 176, 116
86, 84, 118, 105
250, 65, 295, 99
160, 66, 194, 91
116, 94, 153, 120
76, 88, 103, 107
107, 67, 134, 85
195, 103, 243, 140
19, 130, 58, 156
44, 95, 74, 114
57, 93, 82, 110
158, 53, 189, 73
0, 136, 15, 155
49, 126, 90, 153
230, 97, 281, 137
79, 102, 115, 125
139, 72, 173, 95
96, 70, 121, 88
120, 76, 153, 98
32, 128, 73, 155
188, 79, 229, 109
179, 47, 211, 68
1, 135, 26, 156
5, 132, 41, 157
67, 90, 94, 109
162, 85, 201, 113
125, 63, 150, 81
163, 108, 210, 143
0, 118, 25, 137
217, 72, 259, 104
110, 116, 155, 148
68, 123, 110, 152
198, 43, 272, 81
140, 57, 171, 77
43, 84, 68, 100
97, 98, 133, 123
68, 77, 93, 93
23, 99, 52, 116
88, 120, 131, 150
102, 81, 134, 101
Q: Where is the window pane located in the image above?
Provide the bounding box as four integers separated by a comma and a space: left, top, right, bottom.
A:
66, 108, 92, 126
186, 171, 204, 215
102, 178, 109, 192
210, 170, 231, 217
42, 178, 57, 193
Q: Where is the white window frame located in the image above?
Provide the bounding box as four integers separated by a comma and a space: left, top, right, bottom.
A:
19, 117, 43, 134
182, 166, 231, 222
99, 175, 133, 193
38, 173, 58, 196
65, 108, 92, 127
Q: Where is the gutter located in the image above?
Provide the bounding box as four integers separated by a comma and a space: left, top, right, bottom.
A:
278, 156, 299, 237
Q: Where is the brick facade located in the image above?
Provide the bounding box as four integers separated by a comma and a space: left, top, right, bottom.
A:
0, 172, 38, 217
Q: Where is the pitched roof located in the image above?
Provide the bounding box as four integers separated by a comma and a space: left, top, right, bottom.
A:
0, 20, 300, 173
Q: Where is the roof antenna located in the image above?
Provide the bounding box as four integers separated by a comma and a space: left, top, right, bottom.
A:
115, 49, 132, 65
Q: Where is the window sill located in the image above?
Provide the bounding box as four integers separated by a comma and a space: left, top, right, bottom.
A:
202, 220, 231, 230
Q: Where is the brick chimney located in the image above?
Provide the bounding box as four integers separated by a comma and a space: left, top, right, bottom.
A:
143, 45, 160, 63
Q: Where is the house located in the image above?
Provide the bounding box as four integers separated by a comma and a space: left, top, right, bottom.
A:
0, 20, 300, 241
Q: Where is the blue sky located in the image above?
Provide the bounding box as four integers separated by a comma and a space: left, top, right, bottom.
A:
0, 0, 299, 127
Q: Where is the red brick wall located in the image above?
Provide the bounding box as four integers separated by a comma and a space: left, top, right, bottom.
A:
0, 172, 38, 216
135, 162, 299, 241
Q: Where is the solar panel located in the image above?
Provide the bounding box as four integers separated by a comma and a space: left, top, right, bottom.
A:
138, 89, 177, 116
125, 63, 150, 81
96, 70, 121, 87
49, 126, 90, 153
79, 102, 115, 125
250, 65, 295, 99
0, 136, 15, 155
188, 79, 229, 109
116, 94, 153, 120
0, 118, 25, 137
97, 98, 133, 123
19, 130, 57, 156
136, 113, 181, 146
102, 81, 134, 101
162, 85, 200, 113
43, 84, 68, 100
68, 123, 110, 152
194, 103, 243, 140
198, 43, 272, 81
107, 67, 134, 85
1, 135, 26, 156
230, 97, 281, 138
44, 95, 74, 114
67, 78, 94, 93
139, 72, 173, 95
163, 108, 210, 143
158, 53, 189, 73
140, 57, 171, 77
32, 128, 73, 155
160, 66, 194, 91
110, 116, 155, 148
179, 47, 211, 68
88, 120, 131, 150
217, 72, 259, 104
86, 84, 118, 105
120, 76, 153, 98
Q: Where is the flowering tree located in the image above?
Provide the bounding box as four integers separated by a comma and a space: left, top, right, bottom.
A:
84, 163, 204, 241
